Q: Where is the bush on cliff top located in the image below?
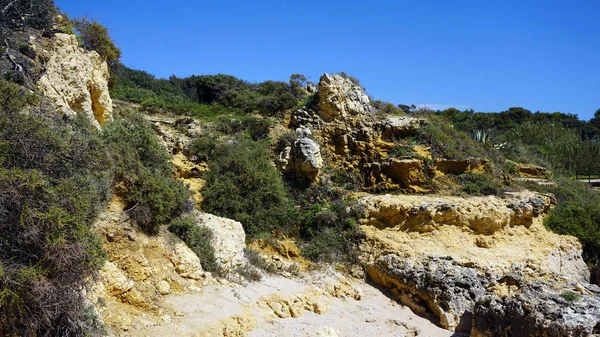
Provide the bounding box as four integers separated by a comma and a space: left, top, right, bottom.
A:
73, 17, 121, 63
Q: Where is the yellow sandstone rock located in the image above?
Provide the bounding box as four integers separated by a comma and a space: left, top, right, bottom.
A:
38, 33, 113, 127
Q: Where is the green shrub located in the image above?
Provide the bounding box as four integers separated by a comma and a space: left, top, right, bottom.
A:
0, 113, 109, 336
192, 135, 290, 237
541, 179, 600, 265
111, 64, 298, 117
390, 145, 412, 158
460, 173, 499, 196
169, 217, 217, 272
520, 178, 600, 266
500, 122, 581, 174
128, 169, 190, 234
102, 112, 190, 234
372, 100, 405, 115
560, 291, 582, 302
292, 198, 365, 264
216, 116, 271, 140
0, 79, 39, 112
417, 113, 492, 161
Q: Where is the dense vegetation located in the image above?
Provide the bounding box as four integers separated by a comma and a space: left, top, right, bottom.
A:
110, 63, 304, 119
190, 124, 363, 264
102, 110, 190, 234
427, 106, 600, 176
0, 80, 109, 336
0, 77, 190, 336
0, 0, 55, 32
192, 133, 290, 237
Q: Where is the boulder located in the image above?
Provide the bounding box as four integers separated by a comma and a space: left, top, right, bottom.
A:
291, 128, 323, 183
195, 212, 247, 269
38, 33, 113, 127
101, 262, 135, 296
317, 73, 373, 121
367, 255, 488, 332
170, 242, 205, 280
279, 127, 323, 184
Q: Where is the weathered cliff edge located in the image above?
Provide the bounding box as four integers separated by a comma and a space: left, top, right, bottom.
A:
358, 192, 600, 335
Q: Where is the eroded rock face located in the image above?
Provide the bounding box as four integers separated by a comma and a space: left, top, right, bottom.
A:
317, 73, 373, 121
89, 197, 213, 332
472, 283, 600, 337
38, 33, 113, 127
358, 192, 592, 333
367, 255, 488, 332
382, 158, 427, 190
435, 158, 489, 175
516, 163, 551, 179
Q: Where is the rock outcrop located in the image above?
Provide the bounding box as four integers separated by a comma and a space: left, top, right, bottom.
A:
472, 282, 600, 337
358, 192, 596, 334
89, 197, 213, 332
515, 163, 551, 179
282, 127, 324, 183
38, 33, 113, 127
317, 73, 373, 121
283, 73, 434, 191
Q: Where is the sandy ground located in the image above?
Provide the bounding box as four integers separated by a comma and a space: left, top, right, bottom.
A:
126, 272, 461, 337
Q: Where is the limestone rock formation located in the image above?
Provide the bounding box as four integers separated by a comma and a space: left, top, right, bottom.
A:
89, 197, 213, 332
358, 192, 594, 333
291, 127, 323, 182
317, 73, 373, 121
195, 212, 247, 269
382, 158, 427, 190
472, 282, 600, 337
38, 33, 113, 127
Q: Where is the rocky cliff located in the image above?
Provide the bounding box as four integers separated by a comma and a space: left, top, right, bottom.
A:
357, 192, 600, 335
275, 73, 600, 336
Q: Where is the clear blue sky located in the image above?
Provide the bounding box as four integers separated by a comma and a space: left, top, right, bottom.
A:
56, 0, 599, 120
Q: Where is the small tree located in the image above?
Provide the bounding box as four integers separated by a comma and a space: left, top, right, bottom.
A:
73, 17, 121, 64
289, 73, 307, 97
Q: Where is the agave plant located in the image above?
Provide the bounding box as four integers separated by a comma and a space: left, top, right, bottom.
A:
472, 129, 491, 143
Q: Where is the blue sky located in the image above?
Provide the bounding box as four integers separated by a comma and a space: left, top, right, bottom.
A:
56, 0, 599, 119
